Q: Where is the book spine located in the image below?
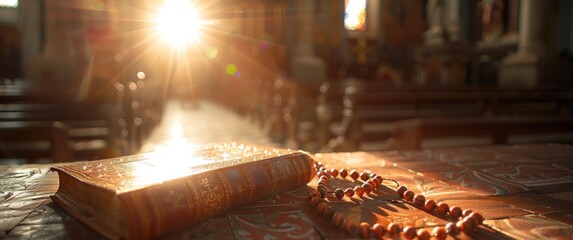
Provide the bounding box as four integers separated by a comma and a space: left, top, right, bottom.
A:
120, 153, 315, 239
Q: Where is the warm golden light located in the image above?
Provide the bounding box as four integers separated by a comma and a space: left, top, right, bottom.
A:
155, 0, 203, 47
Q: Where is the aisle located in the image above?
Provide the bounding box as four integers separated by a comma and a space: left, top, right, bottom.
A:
139, 99, 280, 153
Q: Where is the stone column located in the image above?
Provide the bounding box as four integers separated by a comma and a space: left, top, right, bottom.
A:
499, 0, 571, 88
290, 0, 326, 81
446, 0, 461, 43
17, 0, 42, 71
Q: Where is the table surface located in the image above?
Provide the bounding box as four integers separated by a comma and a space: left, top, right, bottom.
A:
1, 143, 573, 239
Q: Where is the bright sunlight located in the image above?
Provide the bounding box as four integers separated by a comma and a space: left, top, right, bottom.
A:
155, 0, 203, 48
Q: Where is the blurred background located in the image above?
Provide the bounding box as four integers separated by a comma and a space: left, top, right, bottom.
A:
1, 0, 573, 164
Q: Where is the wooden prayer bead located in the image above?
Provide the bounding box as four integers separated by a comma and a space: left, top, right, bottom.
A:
403, 190, 415, 202
402, 226, 417, 239
416, 229, 431, 240
413, 194, 426, 206
462, 209, 473, 217
445, 222, 460, 235
332, 212, 346, 227
387, 223, 401, 236
344, 188, 355, 197
396, 186, 408, 196
350, 170, 360, 180
469, 212, 484, 224
334, 188, 345, 199
465, 214, 480, 227
432, 227, 447, 240
340, 169, 348, 178
367, 179, 378, 189
316, 202, 327, 214
344, 219, 357, 234
360, 172, 370, 181
358, 222, 371, 239
361, 182, 373, 194
437, 202, 449, 215
449, 206, 462, 219
424, 199, 436, 211
354, 186, 365, 197
323, 206, 335, 219
372, 223, 386, 238
330, 168, 339, 177
457, 218, 474, 235
372, 177, 382, 186
310, 196, 320, 207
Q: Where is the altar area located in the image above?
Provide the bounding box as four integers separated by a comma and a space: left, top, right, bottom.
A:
2, 143, 572, 239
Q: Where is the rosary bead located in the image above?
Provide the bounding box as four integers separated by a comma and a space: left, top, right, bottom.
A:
340, 169, 348, 178
372, 223, 386, 238
445, 222, 460, 235
360, 172, 370, 181
367, 179, 378, 189
465, 214, 480, 227
316, 202, 327, 214
350, 170, 360, 180
457, 218, 474, 235
358, 222, 371, 239
310, 196, 320, 207
463, 209, 473, 217
469, 212, 484, 224
318, 186, 328, 198
424, 199, 436, 211
317, 179, 327, 187
413, 194, 426, 206
403, 190, 415, 202
449, 206, 462, 219
387, 222, 401, 236
396, 186, 408, 196
344, 219, 357, 234
437, 202, 450, 215
330, 168, 339, 177
372, 177, 382, 186
323, 206, 335, 219
334, 188, 345, 199
362, 182, 373, 194
344, 188, 355, 197
432, 227, 447, 240
354, 186, 365, 197
416, 229, 431, 240
332, 212, 346, 227
402, 226, 417, 239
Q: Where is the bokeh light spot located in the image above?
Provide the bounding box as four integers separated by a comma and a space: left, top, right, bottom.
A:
226, 64, 237, 75
137, 71, 146, 80
206, 47, 219, 60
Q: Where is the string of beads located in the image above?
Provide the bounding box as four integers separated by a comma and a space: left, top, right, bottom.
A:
308, 161, 484, 239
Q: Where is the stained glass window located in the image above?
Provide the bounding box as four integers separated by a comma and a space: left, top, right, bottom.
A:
0, 0, 17, 8
344, 0, 366, 31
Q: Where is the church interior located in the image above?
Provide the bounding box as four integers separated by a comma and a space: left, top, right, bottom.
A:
2, 0, 572, 162
1, 0, 573, 239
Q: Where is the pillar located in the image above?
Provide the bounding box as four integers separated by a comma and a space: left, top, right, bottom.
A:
499, 0, 571, 88
290, 0, 326, 81
446, 0, 461, 42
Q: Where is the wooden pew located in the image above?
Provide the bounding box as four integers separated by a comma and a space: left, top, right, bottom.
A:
0, 121, 72, 163
390, 116, 573, 150
322, 85, 573, 152
0, 103, 123, 160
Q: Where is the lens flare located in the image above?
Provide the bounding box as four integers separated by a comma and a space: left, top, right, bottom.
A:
155, 0, 203, 48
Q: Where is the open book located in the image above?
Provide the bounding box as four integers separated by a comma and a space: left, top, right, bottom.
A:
51, 143, 315, 239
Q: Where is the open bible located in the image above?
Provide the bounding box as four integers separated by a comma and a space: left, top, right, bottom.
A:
51, 143, 315, 239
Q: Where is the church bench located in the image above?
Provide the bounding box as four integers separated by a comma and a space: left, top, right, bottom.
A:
323, 87, 573, 152
390, 116, 573, 150
0, 103, 123, 160
0, 121, 72, 163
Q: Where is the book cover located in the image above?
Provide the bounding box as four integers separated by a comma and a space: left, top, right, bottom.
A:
50, 142, 315, 239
